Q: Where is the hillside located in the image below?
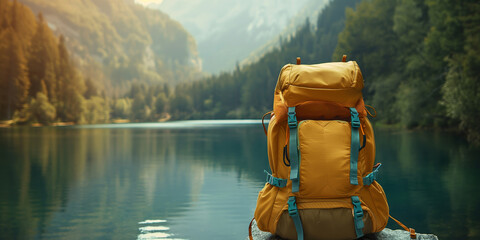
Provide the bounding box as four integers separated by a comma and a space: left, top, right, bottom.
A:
241, 0, 329, 66
18, 0, 201, 92
142, 0, 327, 73
163, 0, 480, 144
161, 0, 361, 119
0, 0, 107, 123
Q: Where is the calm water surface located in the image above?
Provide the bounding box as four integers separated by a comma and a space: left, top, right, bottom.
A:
0, 120, 479, 240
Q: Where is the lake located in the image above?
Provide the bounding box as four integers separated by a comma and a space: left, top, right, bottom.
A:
0, 120, 479, 240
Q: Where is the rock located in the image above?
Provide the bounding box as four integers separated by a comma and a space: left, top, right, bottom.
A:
375, 228, 439, 240
247, 219, 439, 240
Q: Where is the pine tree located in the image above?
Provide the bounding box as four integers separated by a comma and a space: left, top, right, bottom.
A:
27, 13, 59, 101
10, 0, 36, 52
0, 30, 9, 119
31, 92, 56, 124
56, 34, 72, 119
0, 28, 29, 119
84, 77, 98, 99
40, 80, 48, 96
56, 34, 87, 122
442, 0, 480, 144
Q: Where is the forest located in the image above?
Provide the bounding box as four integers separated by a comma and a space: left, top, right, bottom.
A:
0, 0, 479, 144
165, 0, 480, 144
0, 0, 100, 124
18, 0, 201, 89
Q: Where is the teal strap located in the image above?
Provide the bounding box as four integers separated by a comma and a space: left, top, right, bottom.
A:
264, 170, 287, 188
349, 107, 360, 185
351, 196, 365, 238
288, 107, 300, 193
288, 196, 304, 240
363, 163, 382, 185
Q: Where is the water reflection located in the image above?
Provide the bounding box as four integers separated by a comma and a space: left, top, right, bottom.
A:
0, 121, 479, 239
137, 220, 174, 240
0, 121, 268, 239
376, 128, 480, 239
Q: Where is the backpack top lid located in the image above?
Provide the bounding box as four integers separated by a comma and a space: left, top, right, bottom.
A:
274, 61, 364, 108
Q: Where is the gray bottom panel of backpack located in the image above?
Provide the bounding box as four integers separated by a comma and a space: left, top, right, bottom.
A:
275, 208, 373, 240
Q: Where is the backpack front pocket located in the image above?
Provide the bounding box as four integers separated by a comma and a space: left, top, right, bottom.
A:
274, 198, 374, 240
297, 120, 361, 198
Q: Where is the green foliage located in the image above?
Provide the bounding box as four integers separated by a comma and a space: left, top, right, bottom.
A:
30, 92, 56, 124
63, 91, 87, 123
334, 0, 480, 143
84, 78, 99, 99
154, 0, 479, 144
0, 1, 104, 124
334, 0, 398, 113
0, 0, 36, 120
27, 13, 59, 100
1, 0, 479, 145
112, 98, 132, 119
84, 96, 109, 124
132, 93, 148, 121
441, 0, 480, 144
154, 93, 168, 116
158, 0, 360, 120
0, 27, 29, 119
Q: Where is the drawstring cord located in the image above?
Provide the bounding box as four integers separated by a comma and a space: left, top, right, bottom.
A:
365, 105, 377, 118
262, 111, 273, 136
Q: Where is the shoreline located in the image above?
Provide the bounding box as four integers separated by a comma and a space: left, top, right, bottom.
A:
0, 118, 469, 140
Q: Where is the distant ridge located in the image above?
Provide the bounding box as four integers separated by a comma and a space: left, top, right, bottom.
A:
139, 0, 322, 74
19, 0, 202, 91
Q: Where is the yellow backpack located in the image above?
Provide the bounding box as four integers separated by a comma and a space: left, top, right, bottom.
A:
250, 57, 415, 240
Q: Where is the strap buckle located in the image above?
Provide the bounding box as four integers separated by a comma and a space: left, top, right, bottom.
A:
363, 163, 382, 185
352, 196, 364, 219
354, 207, 364, 219
351, 196, 365, 238
352, 203, 363, 218
352, 200, 364, 229
363, 174, 374, 185
288, 107, 297, 128
350, 108, 360, 128
287, 196, 298, 217
264, 170, 287, 188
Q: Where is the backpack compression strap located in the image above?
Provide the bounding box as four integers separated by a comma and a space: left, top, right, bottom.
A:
288, 107, 300, 193
363, 163, 382, 185
288, 196, 304, 240
350, 107, 360, 185
351, 196, 365, 238
264, 170, 287, 188
287, 107, 304, 240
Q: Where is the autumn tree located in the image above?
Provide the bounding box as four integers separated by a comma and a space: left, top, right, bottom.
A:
0, 3, 30, 119
27, 13, 59, 102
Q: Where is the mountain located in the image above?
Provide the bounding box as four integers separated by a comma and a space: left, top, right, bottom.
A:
138, 0, 327, 73
161, 0, 361, 120
0, 0, 106, 123
241, 0, 329, 66
18, 0, 202, 92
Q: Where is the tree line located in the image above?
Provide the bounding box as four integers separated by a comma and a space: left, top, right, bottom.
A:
0, 0, 105, 124
333, 0, 480, 144
151, 0, 362, 120
2, 0, 479, 144
99, 0, 361, 122
147, 0, 479, 144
